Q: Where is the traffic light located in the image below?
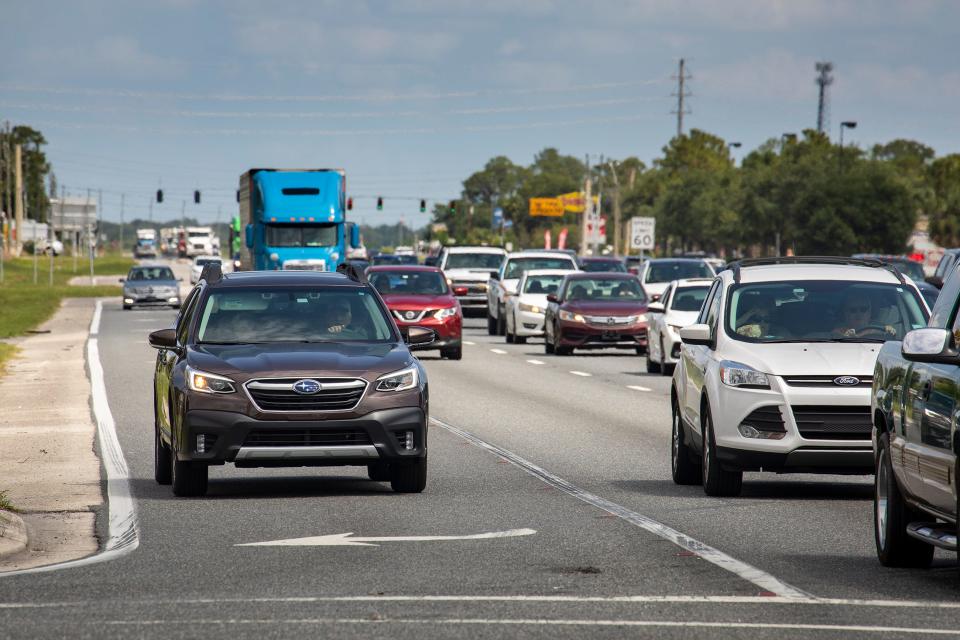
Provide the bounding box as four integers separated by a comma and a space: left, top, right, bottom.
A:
419, 199, 426, 213
376, 196, 383, 211
449, 200, 456, 214
194, 190, 201, 204
156, 189, 163, 203
347, 197, 353, 211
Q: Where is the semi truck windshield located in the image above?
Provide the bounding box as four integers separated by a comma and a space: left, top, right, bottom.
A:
265, 223, 338, 247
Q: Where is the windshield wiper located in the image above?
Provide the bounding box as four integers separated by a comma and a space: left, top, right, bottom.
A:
199, 340, 257, 345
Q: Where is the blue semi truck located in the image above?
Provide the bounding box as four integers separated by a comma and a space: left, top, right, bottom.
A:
238, 168, 360, 271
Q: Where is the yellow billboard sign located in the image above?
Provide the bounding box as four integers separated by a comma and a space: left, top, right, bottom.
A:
558, 192, 599, 213
529, 197, 564, 217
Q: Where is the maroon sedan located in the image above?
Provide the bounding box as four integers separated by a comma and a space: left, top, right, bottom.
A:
543, 273, 649, 356
368, 265, 463, 360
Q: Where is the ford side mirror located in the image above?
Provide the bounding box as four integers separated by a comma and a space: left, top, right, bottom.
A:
648, 302, 665, 313
680, 323, 712, 346
245, 224, 254, 249
148, 328, 178, 350
350, 224, 361, 248
902, 328, 960, 364
405, 326, 435, 346
546, 293, 558, 303
490, 272, 500, 281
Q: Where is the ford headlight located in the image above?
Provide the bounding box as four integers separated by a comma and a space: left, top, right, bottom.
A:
719, 361, 770, 389
434, 307, 458, 320
519, 302, 542, 314
186, 366, 236, 394
376, 366, 418, 392
559, 310, 586, 323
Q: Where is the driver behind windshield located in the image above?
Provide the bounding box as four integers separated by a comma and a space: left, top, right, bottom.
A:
831, 294, 895, 338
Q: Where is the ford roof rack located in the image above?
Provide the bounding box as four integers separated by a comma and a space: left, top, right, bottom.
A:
729, 256, 905, 285
199, 261, 223, 284
336, 262, 367, 284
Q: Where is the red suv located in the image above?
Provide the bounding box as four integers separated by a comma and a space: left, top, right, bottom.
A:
368, 266, 463, 360
544, 272, 649, 355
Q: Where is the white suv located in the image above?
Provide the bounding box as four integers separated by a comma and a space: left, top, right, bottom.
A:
671, 258, 929, 496
487, 251, 579, 335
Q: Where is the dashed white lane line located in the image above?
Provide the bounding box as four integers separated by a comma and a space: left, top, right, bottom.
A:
463, 341, 476, 346
627, 385, 652, 392
569, 370, 591, 377
432, 417, 810, 599
526, 359, 544, 365
490, 348, 507, 355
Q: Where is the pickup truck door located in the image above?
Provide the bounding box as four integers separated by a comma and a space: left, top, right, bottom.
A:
901, 362, 933, 498
916, 361, 958, 513
682, 281, 720, 431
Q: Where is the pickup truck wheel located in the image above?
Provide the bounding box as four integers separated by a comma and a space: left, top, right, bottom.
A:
487, 313, 497, 336
672, 398, 701, 485
368, 462, 391, 482
390, 457, 427, 493
701, 405, 742, 497
875, 434, 934, 567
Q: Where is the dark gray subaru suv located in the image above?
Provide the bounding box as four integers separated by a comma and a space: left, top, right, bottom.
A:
148, 264, 432, 497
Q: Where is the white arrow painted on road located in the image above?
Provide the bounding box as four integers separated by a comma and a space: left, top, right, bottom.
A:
235, 528, 537, 547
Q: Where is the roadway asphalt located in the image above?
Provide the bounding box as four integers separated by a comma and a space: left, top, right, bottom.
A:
0, 290, 958, 638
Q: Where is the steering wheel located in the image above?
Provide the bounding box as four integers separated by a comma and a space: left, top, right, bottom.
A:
856, 324, 892, 337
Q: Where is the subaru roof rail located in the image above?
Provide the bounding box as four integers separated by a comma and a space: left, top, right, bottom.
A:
729, 256, 905, 285
199, 261, 223, 284
336, 262, 367, 284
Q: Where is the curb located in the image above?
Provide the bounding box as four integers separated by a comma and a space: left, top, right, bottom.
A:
0, 510, 28, 561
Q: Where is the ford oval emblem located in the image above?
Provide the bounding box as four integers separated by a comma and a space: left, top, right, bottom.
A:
293, 379, 321, 395
834, 376, 860, 386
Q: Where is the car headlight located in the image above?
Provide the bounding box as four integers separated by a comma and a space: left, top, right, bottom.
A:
519, 302, 542, 314
559, 310, 586, 323
719, 360, 770, 389
186, 366, 236, 394
434, 306, 458, 320
635, 313, 647, 323
376, 366, 419, 392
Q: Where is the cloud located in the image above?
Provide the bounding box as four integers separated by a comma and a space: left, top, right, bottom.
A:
698, 49, 818, 103
25, 35, 182, 78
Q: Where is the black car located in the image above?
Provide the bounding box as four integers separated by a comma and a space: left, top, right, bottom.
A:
148, 263, 433, 497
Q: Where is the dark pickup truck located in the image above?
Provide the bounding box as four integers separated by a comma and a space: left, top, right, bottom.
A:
872, 270, 960, 569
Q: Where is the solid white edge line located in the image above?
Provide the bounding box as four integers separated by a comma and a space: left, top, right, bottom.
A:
432, 417, 811, 600
97, 618, 960, 633
1, 300, 139, 578
5, 594, 960, 609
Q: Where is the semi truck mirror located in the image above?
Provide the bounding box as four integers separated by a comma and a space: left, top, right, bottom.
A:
245, 224, 254, 249
350, 225, 361, 248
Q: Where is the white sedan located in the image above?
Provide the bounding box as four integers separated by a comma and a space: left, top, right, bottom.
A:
189, 255, 223, 284
504, 269, 576, 344
646, 278, 713, 374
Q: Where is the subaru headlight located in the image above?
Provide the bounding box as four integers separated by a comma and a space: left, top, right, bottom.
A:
434, 306, 458, 320
559, 310, 586, 323
519, 302, 542, 314
376, 366, 419, 392
719, 360, 770, 389
186, 366, 236, 394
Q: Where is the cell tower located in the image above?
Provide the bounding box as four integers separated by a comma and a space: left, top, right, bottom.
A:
815, 61, 834, 135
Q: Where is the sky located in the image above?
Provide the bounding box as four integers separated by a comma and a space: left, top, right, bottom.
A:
1, 0, 958, 227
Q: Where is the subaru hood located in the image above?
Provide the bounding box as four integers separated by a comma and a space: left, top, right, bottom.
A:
189, 342, 411, 380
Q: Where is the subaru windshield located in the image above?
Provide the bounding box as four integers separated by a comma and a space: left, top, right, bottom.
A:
726, 281, 928, 343
197, 287, 395, 344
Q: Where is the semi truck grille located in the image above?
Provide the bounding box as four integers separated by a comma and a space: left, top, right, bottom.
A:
245, 378, 366, 412
791, 405, 872, 440
243, 428, 371, 447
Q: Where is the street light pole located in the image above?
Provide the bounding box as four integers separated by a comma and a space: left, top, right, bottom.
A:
839, 120, 857, 170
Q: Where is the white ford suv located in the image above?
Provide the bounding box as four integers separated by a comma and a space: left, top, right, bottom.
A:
671, 258, 929, 496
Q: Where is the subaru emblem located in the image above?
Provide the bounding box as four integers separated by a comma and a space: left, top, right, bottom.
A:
292, 379, 322, 395
834, 376, 860, 386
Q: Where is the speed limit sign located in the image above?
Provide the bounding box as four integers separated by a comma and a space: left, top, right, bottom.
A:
630, 217, 655, 251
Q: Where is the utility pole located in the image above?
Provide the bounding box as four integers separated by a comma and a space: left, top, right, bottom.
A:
671, 58, 692, 138
581, 154, 592, 258
2, 122, 10, 256
119, 193, 125, 256
596, 154, 604, 255
815, 61, 834, 135
14, 143, 23, 256
608, 161, 621, 257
